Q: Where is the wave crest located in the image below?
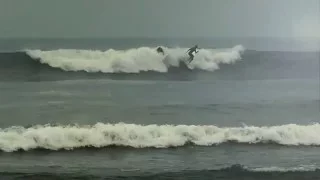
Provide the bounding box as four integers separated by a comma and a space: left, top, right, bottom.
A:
25, 45, 245, 73
1, 122, 320, 152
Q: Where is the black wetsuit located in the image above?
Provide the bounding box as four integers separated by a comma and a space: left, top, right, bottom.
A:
156, 47, 164, 55
187, 46, 198, 61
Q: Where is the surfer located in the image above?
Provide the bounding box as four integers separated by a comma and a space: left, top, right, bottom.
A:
186, 45, 199, 62
156, 46, 165, 55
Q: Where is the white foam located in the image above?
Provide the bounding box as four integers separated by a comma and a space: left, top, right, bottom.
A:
251, 165, 317, 172
25, 45, 245, 73
224, 164, 317, 172
1, 123, 320, 152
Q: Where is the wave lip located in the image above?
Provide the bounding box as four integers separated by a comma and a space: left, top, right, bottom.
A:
25, 45, 245, 73
1, 122, 320, 152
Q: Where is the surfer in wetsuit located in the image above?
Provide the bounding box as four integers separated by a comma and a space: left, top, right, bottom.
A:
156, 46, 165, 55
186, 45, 199, 62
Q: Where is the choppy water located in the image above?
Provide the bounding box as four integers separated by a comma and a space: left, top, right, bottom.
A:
0, 38, 319, 179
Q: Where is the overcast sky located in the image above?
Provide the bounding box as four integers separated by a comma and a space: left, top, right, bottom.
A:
0, 0, 319, 38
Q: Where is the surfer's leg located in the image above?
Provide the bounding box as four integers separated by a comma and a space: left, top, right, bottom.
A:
188, 52, 194, 61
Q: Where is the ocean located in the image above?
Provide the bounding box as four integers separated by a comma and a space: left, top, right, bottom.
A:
0, 38, 319, 179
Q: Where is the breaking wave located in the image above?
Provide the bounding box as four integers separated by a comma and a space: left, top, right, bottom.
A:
25, 45, 245, 73
1, 122, 320, 152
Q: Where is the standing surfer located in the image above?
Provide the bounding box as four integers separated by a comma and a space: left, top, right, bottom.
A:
186, 45, 199, 62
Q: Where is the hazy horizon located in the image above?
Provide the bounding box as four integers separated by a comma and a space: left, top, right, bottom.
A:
0, 0, 319, 51
1, 0, 319, 38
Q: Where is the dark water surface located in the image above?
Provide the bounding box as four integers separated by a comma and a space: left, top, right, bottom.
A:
0, 38, 319, 179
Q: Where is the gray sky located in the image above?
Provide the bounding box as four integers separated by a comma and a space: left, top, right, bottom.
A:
0, 0, 319, 38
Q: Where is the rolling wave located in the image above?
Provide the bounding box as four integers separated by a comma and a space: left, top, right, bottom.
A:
0, 47, 318, 82
1, 122, 320, 152
25, 45, 245, 73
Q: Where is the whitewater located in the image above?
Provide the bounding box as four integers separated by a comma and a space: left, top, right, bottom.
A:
0, 37, 319, 180
1, 122, 320, 152
25, 45, 245, 73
